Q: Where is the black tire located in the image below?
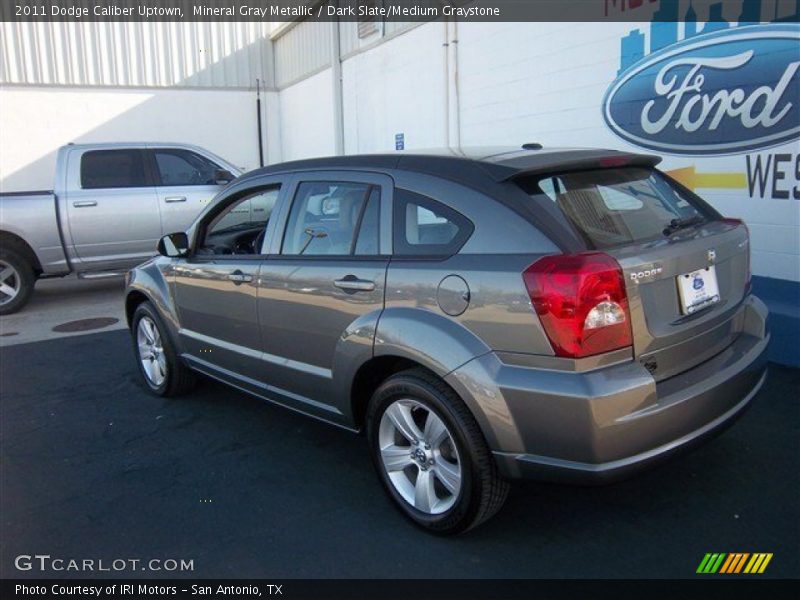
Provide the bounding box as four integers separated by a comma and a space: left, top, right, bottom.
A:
367, 368, 510, 534
0, 245, 36, 316
131, 301, 196, 397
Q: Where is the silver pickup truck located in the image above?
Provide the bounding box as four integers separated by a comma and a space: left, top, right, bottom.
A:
0, 142, 241, 314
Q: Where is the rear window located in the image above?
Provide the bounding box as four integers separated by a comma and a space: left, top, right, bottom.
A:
521, 168, 714, 249
81, 150, 147, 189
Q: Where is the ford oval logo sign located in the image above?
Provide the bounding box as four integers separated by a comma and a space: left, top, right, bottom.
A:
603, 25, 800, 155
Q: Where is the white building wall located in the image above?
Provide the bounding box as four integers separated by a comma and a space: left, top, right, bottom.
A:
293, 21, 798, 283
0, 86, 280, 192
341, 22, 446, 154
277, 67, 336, 161
457, 22, 627, 148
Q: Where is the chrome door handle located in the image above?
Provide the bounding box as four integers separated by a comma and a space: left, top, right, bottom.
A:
227, 270, 253, 284
72, 200, 97, 207
164, 196, 187, 203
334, 277, 375, 292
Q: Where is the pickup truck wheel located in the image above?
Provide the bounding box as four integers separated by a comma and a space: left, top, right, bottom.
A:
367, 368, 510, 534
131, 302, 196, 397
0, 247, 35, 316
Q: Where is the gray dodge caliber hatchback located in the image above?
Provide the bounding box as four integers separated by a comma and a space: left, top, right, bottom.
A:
126, 147, 769, 533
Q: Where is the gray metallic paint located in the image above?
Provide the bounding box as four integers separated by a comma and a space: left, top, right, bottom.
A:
125, 256, 182, 346
456, 297, 768, 478
384, 254, 556, 357
125, 148, 770, 482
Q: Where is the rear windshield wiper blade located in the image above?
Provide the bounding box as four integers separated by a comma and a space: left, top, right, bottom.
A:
663, 215, 704, 236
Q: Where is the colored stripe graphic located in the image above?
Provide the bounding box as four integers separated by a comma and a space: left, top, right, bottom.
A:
759, 554, 774, 573
696, 554, 713, 573
720, 553, 750, 573
733, 553, 750, 573
698, 552, 773, 574
744, 553, 774, 574
697, 553, 727, 573
719, 554, 735, 573
710, 553, 726, 573
720, 554, 736, 573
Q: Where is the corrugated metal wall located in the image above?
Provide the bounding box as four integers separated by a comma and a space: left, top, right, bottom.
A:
0, 18, 423, 91
0, 21, 274, 89
273, 21, 331, 89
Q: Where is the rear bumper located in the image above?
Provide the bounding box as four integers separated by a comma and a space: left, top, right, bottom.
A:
448, 296, 770, 484
493, 367, 765, 483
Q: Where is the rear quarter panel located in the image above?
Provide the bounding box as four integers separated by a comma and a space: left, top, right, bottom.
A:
382, 170, 560, 357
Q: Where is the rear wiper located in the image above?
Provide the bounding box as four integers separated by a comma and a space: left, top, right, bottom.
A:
663, 215, 704, 236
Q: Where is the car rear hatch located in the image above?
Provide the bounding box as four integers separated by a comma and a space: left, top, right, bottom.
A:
515, 163, 750, 380
606, 220, 748, 381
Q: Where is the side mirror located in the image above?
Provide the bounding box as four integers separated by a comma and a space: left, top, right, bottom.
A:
214, 169, 235, 185
157, 232, 189, 258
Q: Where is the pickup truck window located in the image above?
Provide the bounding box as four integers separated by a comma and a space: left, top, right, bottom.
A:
154, 149, 220, 187
80, 150, 148, 189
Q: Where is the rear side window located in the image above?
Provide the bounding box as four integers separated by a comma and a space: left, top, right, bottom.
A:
282, 181, 379, 256
154, 149, 220, 186
523, 168, 714, 249
393, 189, 473, 256
80, 150, 147, 189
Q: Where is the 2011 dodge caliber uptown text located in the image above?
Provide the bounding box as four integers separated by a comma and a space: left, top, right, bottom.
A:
125, 147, 769, 534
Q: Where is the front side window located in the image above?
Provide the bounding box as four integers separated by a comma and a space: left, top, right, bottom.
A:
393, 189, 473, 256
80, 150, 147, 189
154, 149, 220, 186
282, 182, 379, 256
198, 187, 280, 255
522, 168, 714, 249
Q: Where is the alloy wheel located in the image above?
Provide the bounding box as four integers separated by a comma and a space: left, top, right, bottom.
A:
378, 399, 462, 515
137, 316, 167, 387
0, 260, 21, 306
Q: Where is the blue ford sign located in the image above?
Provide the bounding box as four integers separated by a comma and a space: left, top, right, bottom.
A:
604, 25, 800, 155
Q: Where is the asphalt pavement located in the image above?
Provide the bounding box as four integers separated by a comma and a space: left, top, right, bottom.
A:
0, 275, 126, 347
0, 292, 798, 579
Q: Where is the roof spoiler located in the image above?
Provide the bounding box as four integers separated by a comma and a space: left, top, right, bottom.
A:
486, 151, 662, 182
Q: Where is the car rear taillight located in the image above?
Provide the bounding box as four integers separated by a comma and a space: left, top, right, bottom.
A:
523, 252, 632, 358
721, 218, 751, 293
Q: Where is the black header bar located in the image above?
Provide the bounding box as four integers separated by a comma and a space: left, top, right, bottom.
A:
1, 0, 772, 23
